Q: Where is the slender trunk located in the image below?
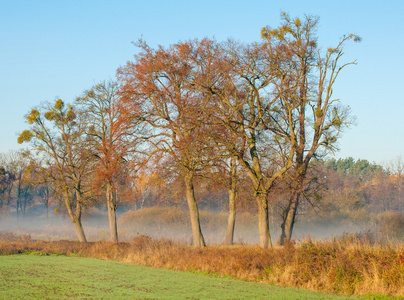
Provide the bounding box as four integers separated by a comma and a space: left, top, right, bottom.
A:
74, 192, 87, 243
72, 218, 87, 242
17, 180, 22, 218
106, 181, 118, 242
279, 191, 299, 245
64, 191, 87, 242
22, 196, 27, 216
225, 187, 236, 245
45, 190, 49, 221
279, 172, 304, 245
225, 157, 238, 245
19, 199, 23, 217
139, 195, 145, 210
16, 199, 20, 219
184, 172, 205, 247
256, 192, 272, 248
6, 188, 12, 207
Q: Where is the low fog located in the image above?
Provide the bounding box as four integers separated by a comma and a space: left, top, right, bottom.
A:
0, 203, 369, 245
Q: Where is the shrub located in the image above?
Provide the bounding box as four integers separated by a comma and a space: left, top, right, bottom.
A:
377, 211, 404, 242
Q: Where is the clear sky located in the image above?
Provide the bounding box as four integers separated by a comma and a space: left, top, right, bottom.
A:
1, 0, 403, 165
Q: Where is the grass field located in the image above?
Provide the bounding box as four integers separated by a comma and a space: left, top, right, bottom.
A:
1, 232, 403, 299
0, 254, 357, 299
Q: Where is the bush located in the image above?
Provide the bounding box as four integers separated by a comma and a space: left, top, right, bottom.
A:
335, 230, 378, 246
377, 211, 404, 241
0, 232, 32, 242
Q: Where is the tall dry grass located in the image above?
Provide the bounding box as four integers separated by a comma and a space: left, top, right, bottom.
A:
1, 232, 403, 297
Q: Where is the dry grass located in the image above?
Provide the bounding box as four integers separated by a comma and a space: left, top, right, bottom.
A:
1, 232, 403, 297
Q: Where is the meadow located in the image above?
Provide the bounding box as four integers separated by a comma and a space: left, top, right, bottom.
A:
0, 254, 353, 299
0, 232, 403, 299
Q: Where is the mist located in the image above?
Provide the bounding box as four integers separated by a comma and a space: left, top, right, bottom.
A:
0, 204, 372, 245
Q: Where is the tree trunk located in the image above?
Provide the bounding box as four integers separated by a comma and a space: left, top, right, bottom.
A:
22, 196, 27, 216
256, 192, 272, 248
184, 173, 205, 247
64, 191, 87, 243
279, 191, 299, 245
72, 218, 87, 242
45, 190, 49, 221
225, 157, 237, 245
106, 181, 118, 242
16, 198, 20, 219
225, 186, 236, 245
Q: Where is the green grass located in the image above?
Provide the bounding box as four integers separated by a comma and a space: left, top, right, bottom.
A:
0, 255, 358, 299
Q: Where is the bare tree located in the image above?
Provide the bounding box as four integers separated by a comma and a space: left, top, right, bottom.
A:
36, 183, 53, 221
18, 99, 93, 242
118, 40, 222, 247
76, 80, 144, 242
0, 161, 14, 210
190, 39, 295, 248
260, 13, 359, 244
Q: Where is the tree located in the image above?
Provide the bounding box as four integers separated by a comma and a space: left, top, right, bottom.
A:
18, 99, 93, 242
387, 156, 404, 211
0, 167, 7, 207
118, 40, 220, 247
189, 39, 295, 248
0, 150, 36, 216
260, 13, 359, 244
8, 151, 32, 217
76, 80, 143, 242
0, 152, 16, 210
0, 166, 13, 210
36, 182, 53, 221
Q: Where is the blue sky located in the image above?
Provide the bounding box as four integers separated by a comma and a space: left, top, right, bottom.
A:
1, 0, 403, 165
